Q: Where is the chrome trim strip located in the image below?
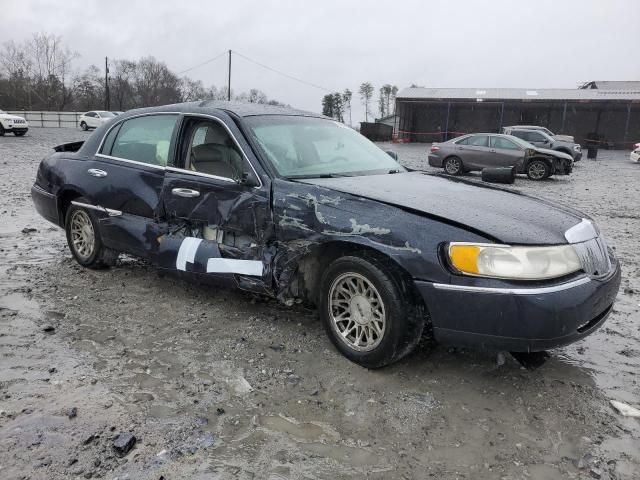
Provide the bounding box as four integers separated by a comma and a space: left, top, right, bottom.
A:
93, 111, 263, 189
95, 153, 166, 170
71, 201, 122, 217
165, 166, 236, 184
31, 184, 56, 198
565, 218, 598, 244
432, 276, 591, 295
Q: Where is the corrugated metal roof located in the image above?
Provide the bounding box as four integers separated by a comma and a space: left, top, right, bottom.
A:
584, 81, 640, 90
396, 87, 640, 101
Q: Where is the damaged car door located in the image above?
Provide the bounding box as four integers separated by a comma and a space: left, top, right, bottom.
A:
89, 113, 179, 257
158, 114, 273, 293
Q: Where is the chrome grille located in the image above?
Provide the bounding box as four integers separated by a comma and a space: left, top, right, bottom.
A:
573, 236, 611, 278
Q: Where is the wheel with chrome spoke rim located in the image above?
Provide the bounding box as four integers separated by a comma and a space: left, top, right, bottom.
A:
320, 255, 426, 368
64, 197, 118, 269
329, 272, 386, 352
70, 210, 95, 260
444, 156, 463, 175
526, 160, 550, 180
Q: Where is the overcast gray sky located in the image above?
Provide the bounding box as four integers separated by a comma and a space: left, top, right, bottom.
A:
1, 0, 639, 123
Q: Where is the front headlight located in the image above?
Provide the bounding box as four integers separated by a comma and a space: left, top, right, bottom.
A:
448, 243, 582, 280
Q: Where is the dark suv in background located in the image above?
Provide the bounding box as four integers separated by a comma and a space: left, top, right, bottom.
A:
503, 127, 582, 161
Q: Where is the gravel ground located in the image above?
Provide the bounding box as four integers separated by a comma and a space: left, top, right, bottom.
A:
0, 129, 638, 480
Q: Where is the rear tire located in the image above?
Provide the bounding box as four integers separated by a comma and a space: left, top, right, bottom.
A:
319, 254, 425, 368
0, 124, 5, 136
64, 197, 118, 269
443, 156, 463, 175
80, 121, 88, 131
526, 160, 550, 180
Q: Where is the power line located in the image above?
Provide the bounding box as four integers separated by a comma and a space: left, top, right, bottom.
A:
232, 50, 332, 93
176, 50, 228, 75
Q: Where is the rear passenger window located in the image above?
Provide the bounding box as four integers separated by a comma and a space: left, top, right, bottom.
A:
467, 135, 489, 147
491, 137, 519, 150
108, 115, 178, 166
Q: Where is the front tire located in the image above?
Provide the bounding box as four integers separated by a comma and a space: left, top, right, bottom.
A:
14, 131, 25, 137
319, 255, 425, 368
80, 121, 88, 131
526, 159, 550, 180
64, 198, 118, 268
443, 156, 463, 175
0, 124, 5, 136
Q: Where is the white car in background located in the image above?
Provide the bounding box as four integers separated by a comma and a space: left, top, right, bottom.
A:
631, 144, 640, 163
0, 110, 29, 136
78, 110, 116, 131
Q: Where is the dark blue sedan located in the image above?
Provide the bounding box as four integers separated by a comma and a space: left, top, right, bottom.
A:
31, 102, 621, 368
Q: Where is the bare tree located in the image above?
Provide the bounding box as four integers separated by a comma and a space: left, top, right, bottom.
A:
342, 88, 352, 126
359, 82, 374, 122
0, 33, 286, 111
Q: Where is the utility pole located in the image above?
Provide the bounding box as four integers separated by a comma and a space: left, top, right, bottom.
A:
105, 57, 110, 110
227, 50, 232, 101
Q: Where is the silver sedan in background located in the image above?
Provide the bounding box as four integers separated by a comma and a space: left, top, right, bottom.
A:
428, 133, 573, 180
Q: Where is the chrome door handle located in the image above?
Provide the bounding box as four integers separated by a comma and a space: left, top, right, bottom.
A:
88, 168, 107, 177
171, 188, 200, 198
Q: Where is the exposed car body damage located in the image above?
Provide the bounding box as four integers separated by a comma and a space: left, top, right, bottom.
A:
31, 101, 621, 366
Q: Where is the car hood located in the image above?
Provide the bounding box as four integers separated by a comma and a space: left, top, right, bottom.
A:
553, 134, 574, 142
299, 172, 584, 244
0, 114, 26, 121
533, 147, 573, 161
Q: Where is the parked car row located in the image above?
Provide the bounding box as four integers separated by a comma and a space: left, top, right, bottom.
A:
429, 132, 574, 180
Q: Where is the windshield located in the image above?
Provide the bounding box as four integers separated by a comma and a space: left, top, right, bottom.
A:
245, 116, 404, 178
97, 111, 116, 118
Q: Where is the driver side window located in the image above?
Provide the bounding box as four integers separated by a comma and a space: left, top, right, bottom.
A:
185, 120, 244, 181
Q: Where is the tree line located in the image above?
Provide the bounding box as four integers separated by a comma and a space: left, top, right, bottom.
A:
0, 32, 285, 112
322, 82, 398, 124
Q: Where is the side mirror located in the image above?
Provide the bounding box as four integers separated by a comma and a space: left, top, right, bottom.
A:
386, 150, 398, 160
240, 171, 259, 188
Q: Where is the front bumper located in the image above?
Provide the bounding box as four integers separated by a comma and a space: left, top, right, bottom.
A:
415, 257, 621, 352
31, 184, 60, 226
3, 126, 28, 133
574, 151, 582, 161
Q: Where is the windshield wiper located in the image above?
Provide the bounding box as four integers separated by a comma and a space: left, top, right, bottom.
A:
286, 173, 352, 179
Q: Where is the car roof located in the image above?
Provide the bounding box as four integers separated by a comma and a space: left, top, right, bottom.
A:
118, 101, 326, 119
504, 125, 547, 130
448, 133, 520, 142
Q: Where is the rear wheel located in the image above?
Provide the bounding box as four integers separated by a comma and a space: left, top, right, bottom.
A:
526, 160, 550, 180
64, 198, 118, 268
443, 156, 463, 175
0, 124, 4, 136
80, 121, 88, 131
319, 255, 425, 368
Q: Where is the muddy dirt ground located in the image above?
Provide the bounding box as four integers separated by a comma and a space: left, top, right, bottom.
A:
0, 129, 638, 480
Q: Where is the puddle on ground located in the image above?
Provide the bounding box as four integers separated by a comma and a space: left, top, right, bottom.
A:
258, 414, 340, 443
